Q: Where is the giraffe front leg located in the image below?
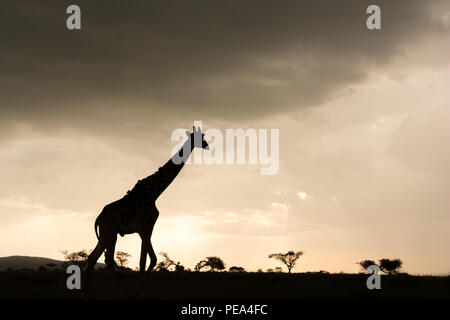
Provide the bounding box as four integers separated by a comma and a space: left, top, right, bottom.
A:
147, 239, 157, 272
131, 234, 155, 299
139, 239, 148, 277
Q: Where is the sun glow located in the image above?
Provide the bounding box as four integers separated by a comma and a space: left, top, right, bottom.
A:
298, 192, 307, 201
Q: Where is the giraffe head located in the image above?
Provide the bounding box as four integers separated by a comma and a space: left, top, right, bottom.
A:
186, 126, 209, 150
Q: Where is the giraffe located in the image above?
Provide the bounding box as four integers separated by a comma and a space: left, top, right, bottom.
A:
82, 126, 209, 298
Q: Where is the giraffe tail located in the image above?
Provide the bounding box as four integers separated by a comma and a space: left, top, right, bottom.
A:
94, 215, 100, 241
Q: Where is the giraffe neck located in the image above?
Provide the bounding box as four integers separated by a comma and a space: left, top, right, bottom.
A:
149, 138, 194, 200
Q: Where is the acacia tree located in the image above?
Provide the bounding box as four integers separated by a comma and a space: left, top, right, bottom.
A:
115, 251, 132, 269
357, 260, 377, 273
61, 249, 90, 268
175, 262, 185, 272
379, 259, 403, 275
268, 250, 304, 273
156, 252, 176, 271
195, 257, 226, 272
194, 259, 207, 272
206, 257, 225, 272
229, 266, 246, 272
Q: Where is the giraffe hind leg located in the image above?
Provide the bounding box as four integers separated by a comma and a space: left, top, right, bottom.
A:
82, 241, 104, 296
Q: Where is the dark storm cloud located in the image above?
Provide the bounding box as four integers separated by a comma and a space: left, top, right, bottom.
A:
0, 0, 448, 134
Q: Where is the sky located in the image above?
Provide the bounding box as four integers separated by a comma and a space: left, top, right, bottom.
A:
1, 0, 449, 274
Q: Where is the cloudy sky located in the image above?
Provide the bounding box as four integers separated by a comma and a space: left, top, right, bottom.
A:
1, 0, 449, 274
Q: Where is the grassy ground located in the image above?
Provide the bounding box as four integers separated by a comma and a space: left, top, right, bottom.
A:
0, 270, 448, 300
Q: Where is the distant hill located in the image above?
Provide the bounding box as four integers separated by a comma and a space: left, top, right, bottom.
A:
0, 255, 106, 271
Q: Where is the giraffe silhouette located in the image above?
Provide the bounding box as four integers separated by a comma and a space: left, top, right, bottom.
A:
82, 126, 209, 298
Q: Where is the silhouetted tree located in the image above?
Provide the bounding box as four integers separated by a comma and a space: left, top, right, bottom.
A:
379, 259, 403, 275
61, 249, 90, 268
207, 257, 225, 272
195, 256, 226, 272
257, 268, 263, 273
266, 268, 274, 273
194, 259, 207, 272
175, 262, 185, 272
229, 266, 246, 272
155, 252, 176, 271
155, 262, 169, 271
274, 267, 283, 273
358, 260, 377, 273
115, 251, 132, 269
268, 250, 304, 273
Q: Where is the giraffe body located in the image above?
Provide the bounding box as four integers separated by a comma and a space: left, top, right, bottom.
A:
96, 196, 159, 238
